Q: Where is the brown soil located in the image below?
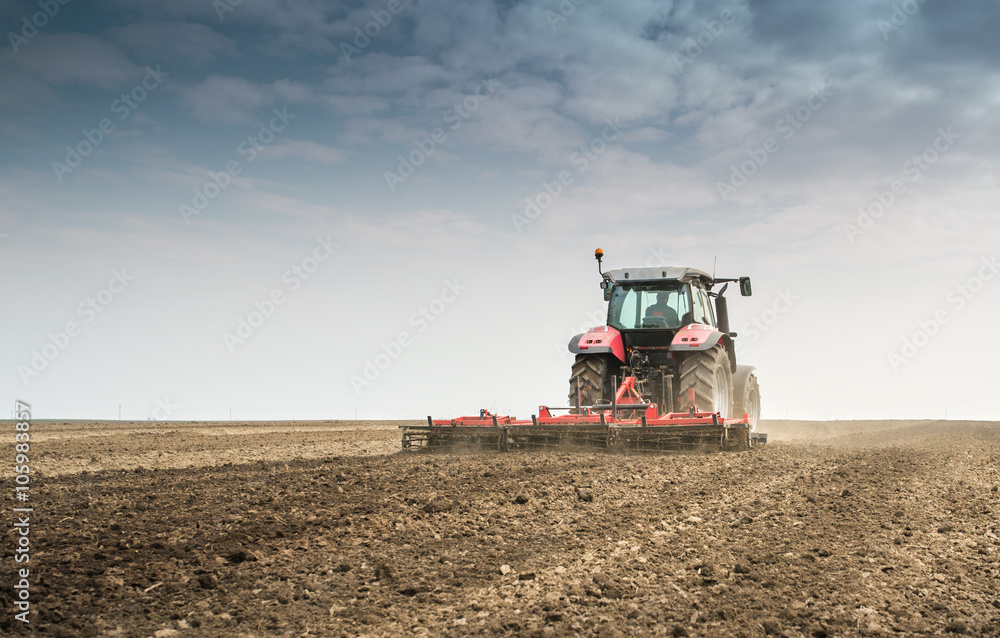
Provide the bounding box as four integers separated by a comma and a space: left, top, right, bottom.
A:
2, 419, 1000, 637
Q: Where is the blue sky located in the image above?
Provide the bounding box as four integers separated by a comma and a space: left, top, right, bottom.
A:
2, 0, 999, 420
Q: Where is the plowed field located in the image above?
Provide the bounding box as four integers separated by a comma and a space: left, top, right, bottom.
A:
3, 419, 999, 637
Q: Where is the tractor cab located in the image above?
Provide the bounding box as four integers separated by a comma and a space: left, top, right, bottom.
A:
603, 267, 716, 351
609, 284, 691, 330
607, 279, 717, 328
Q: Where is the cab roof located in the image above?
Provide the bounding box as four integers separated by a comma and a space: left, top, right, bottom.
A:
605, 267, 713, 286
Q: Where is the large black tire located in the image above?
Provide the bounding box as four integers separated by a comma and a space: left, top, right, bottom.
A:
568, 355, 612, 413
734, 373, 761, 432
678, 346, 734, 418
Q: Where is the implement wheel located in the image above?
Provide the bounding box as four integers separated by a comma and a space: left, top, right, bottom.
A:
735, 372, 761, 432
678, 346, 734, 418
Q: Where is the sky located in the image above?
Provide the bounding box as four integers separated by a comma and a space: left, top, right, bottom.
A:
1, 0, 999, 422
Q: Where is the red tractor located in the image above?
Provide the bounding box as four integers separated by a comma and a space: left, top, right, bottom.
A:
568, 249, 761, 430
398, 250, 764, 452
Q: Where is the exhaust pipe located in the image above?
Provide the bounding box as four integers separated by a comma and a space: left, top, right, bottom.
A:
715, 295, 731, 335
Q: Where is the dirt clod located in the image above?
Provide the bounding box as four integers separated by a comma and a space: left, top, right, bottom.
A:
374, 563, 393, 581
423, 498, 455, 513
227, 549, 254, 564
761, 619, 782, 635
196, 574, 218, 590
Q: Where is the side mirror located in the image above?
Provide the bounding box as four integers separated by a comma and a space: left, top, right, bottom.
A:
739, 277, 752, 297
602, 283, 613, 302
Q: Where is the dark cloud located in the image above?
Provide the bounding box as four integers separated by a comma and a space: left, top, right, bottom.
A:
888, 1, 1000, 69
747, 0, 877, 59
106, 21, 240, 65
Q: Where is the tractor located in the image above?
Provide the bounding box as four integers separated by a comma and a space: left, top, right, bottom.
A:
567, 249, 761, 430
399, 250, 764, 452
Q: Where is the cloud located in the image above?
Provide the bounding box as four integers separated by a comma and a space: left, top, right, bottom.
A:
1, 33, 138, 90
908, 0, 1000, 68
618, 127, 671, 143
747, 0, 876, 59
324, 53, 454, 99
103, 0, 231, 22
228, 189, 339, 221
516, 148, 717, 232
319, 93, 392, 118
176, 75, 314, 124
107, 0, 409, 56
106, 21, 240, 65
259, 140, 345, 163
446, 74, 582, 162
341, 208, 493, 249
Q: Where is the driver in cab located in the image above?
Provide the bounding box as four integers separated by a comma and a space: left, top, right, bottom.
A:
644, 292, 678, 327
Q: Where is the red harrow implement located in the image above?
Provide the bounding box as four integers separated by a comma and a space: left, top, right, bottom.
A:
399, 376, 766, 453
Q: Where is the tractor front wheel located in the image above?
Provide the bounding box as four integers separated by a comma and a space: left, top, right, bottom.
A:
678, 346, 734, 418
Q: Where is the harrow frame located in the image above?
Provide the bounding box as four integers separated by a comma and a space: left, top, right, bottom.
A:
399, 380, 767, 453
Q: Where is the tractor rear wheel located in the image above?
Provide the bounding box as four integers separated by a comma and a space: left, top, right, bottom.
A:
735, 373, 761, 432
568, 355, 612, 413
678, 346, 734, 418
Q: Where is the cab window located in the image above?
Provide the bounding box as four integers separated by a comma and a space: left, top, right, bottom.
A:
690, 285, 714, 325
609, 285, 690, 330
